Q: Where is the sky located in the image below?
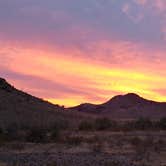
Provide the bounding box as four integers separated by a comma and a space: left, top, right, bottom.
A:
0, 0, 166, 106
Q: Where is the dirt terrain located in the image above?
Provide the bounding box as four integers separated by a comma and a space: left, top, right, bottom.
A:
0, 131, 166, 166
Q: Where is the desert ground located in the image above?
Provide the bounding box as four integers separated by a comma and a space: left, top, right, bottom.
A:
0, 130, 166, 166
0, 79, 166, 166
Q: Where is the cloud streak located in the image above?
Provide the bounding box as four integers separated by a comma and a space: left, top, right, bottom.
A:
0, 0, 166, 106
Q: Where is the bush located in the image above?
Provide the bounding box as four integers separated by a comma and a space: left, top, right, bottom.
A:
94, 118, 116, 130
50, 126, 60, 142
52, 119, 69, 130
133, 118, 153, 130
78, 121, 94, 131
5, 123, 20, 141
65, 136, 83, 146
26, 128, 47, 143
158, 117, 166, 130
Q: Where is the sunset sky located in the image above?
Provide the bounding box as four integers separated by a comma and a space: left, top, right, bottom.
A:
0, 0, 166, 106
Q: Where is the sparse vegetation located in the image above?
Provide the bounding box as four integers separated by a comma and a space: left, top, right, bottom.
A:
52, 119, 69, 130
158, 117, 166, 130
78, 120, 94, 131
133, 117, 153, 130
50, 126, 61, 142
26, 128, 47, 143
94, 118, 116, 130
65, 136, 83, 146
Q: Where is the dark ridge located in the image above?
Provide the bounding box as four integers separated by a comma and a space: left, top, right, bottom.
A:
105, 93, 146, 105
72, 93, 166, 119
0, 78, 15, 92
0, 77, 89, 129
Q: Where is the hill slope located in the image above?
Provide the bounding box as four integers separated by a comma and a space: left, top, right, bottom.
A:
0, 78, 87, 129
71, 93, 166, 119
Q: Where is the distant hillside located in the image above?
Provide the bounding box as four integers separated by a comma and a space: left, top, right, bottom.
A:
71, 93, 166, 119
0, 78, 88, 129
1, 77, 165, 127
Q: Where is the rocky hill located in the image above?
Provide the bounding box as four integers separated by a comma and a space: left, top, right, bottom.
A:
71, 93, 166, 119
0, 78, 86, 129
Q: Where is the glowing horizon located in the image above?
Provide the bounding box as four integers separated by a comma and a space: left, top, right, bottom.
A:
0, 0, 166, 106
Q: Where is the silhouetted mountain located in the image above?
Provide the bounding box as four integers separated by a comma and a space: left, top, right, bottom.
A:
71, 93, 166, 119
0, 78, 87, 129
1, 77, 166, 126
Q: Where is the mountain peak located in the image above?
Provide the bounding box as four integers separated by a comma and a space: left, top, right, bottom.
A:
123, 93, 141, 98
104, 93, 145, 107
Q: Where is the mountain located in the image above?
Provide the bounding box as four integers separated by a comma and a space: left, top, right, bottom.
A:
0, 78, 88, 129
71, 93, 166, 119
1, 77, 166, 126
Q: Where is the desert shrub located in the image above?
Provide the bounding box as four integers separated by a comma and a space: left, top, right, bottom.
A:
50, 126, 61, 142
94, 118, 116, 130
123, 118, 155, 131
78, 120, 94, 131
84, 135, 100, 144
26, 128, 47, 143
65, 136, 83, 146
158, 117, 166, 130
49, 120, 69, 142
122, 121, 135, 131
133, 118, 153, 130
5, 123, 20, 141
52, 119, 69, 130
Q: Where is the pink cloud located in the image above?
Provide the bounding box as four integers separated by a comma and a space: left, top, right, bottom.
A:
0, 35, 166, 106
